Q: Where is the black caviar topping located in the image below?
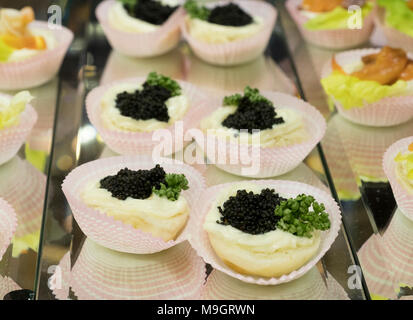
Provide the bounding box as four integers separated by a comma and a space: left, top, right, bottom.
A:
208, 3, 253, 27
124, 0, 178, 25
217, 188, 286, 235
115, 82, 171, 122
222, 96, 285, 133
100, 165, 166, 200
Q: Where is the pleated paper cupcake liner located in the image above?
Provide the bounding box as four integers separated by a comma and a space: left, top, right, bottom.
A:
286, 0, 375, 50
201, 268, 348, 300
375, 7, 413, 54
100, 49, 184, 85
86, 77, 209, 156
321, 120, 361, 200
321, 49, 413, 127
0, 198, 17, 261
0, 157, 45, 238
0, 276, 20, 300
70, 239, 205, 300
181, 0, 277, 66
51, 251, 71, 300
194, 91, 326, 178
183, 53, 297, 96
358, 209, 413, 300
0, 95, 38, 166
62, 155, 206, 254
383, 136, 413, 221
188, 180, 342, 285
0, 22, 73, 90
330, 114, 413, 182
96, 0, 185, 57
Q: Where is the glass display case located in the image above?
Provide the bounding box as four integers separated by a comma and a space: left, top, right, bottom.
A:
0, 0, 412, 300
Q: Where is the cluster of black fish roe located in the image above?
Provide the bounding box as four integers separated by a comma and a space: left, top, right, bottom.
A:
115, 82, 171, 122
217, 189, 286, 235
208, 3, 253, 27
100, 165, 166, 200
222, 96, 285, 133
124, 0, 178, 25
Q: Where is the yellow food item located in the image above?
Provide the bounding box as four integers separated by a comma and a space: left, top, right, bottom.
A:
203, 183, 321, 278
0, 7, 47, 53
302, 0, 342, 13
82, 180, 189, 241
0, 91, 33, 130
394, 143, 413, 194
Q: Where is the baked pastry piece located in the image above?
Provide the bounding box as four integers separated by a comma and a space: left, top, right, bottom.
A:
0, 7, 56, 63
200, 86, 308, 148
81, 164, 190, 241
394, 142, 413, 195
109, 0, 179, 33
183, 0, 264, 44
203, 182, 331, 277
100, 72, 189, 132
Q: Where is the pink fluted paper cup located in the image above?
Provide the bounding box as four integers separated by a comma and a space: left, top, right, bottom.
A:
322, 116, 361, 200
0, 22, 73, 90
86, 77, 209, 156
383, 136, 413, 221
375, 7, 413, 54
358, 209, 413, 299
201, 268, 348, 300
0, 94, 38, 166
331, 114, 413, 182
0, 276, 20, 300
51, 252, 71, 300
286, 0, 375, 50
96, 0, 185, 57
70, 239, 205, 300
62, 155, 206, 254
194, 91, 326, 178
0, 198, 17, 261
181, 0, 277, 66
321, 49, 413, 127
188, 180, 342, 285
0, 157, 45, 238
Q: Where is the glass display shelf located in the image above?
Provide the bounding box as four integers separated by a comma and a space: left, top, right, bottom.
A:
279, 1, 413, 300
8, 0, 413, 300
31, 0, 366, 300
0, 0, 79, 299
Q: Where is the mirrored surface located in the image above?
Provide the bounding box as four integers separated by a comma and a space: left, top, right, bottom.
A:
35, 1, 366, 300
279, 0, 413, 300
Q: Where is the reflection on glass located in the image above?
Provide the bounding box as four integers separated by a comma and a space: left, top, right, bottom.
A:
329, 115, 413, 183
100, 48, 184, 84
53, 240, 205, 300
202, 268, 347, 300
358, 209, 413, 300
182, 44, 297, 95
0, 155, 46, 290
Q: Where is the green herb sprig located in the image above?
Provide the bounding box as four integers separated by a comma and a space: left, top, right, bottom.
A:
152, 173, 189, 201
146, 72, 182, 97
223, 86, 273, 107
184, 0, 210, 20
119, 0, 137, 11
275, 194, 331, 238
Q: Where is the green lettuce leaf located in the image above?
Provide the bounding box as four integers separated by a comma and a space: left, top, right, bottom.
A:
378, 0, 413, 37
304, 2, 373, 31
0, 39, 15, 62
0, 91, 33, 129
320, 71, 408, 109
